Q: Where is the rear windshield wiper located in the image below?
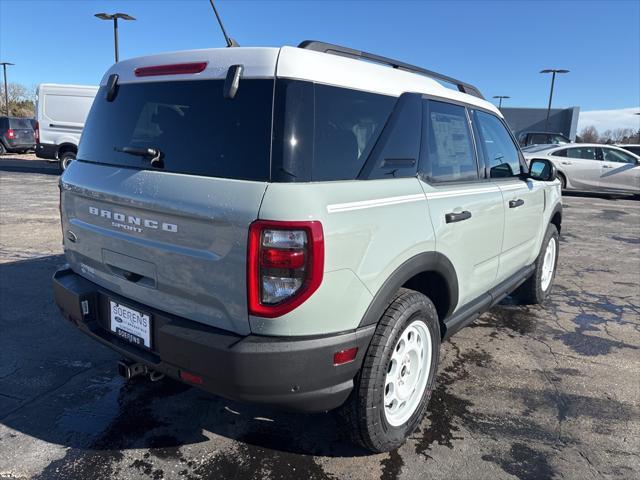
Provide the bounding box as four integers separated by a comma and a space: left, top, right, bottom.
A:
114, 146, 164, 169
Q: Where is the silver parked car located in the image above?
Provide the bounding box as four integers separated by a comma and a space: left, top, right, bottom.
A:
523, 143, 640, 195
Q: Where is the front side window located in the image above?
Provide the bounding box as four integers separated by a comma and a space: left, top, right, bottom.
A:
602, 148, 637, 164
420, 100, 478, 182
566, 147, 598, 160
473, 110, 522, 178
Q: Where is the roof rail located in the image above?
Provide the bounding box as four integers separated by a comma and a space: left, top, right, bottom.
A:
298, 40, 485, 100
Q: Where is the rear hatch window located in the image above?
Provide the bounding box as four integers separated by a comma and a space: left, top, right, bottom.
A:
78, 79, 274, 181
9, 118, 33, 130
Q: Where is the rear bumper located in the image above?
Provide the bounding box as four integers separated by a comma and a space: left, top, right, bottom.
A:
2, 138, 35, 151
52, 267, 374, 412
35, 142, 58, 159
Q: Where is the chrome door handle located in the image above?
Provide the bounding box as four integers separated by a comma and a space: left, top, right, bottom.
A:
509, 199, 525, 208
445, 211, 472, 223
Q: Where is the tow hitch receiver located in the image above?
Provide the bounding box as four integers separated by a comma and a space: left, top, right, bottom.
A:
117, 359, 147, 380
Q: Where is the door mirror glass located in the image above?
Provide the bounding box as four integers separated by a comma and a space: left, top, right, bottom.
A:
529, 159, 557, 182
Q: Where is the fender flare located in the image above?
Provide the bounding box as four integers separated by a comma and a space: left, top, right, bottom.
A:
58, 142, 78, 154
357, 251, 459, 328
550, 202, 563, 232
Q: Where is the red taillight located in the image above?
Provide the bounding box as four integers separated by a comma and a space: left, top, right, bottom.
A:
179, 370, 203, 385
334, 347, 358, 366
134, 62, 208, 77
248, 220, 324, 318
261, 248, 306, 269
34, 121, 40, 142
6, 128, 14, 139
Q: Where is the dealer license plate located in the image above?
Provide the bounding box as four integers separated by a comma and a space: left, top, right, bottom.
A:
109, 300, 152, 349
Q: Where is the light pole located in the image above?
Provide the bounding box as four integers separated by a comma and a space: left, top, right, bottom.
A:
493, 95, 510, 109
0, 62, 14, 116
540, 69, 569, 131
95, 13, 136, 63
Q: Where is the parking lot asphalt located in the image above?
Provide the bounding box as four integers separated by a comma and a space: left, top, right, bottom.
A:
1, 155, 638, 480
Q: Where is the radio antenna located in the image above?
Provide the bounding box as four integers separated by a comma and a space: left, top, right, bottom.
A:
208, 0, 239, 47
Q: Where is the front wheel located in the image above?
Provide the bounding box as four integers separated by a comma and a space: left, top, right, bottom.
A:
512, 224, 559, 304
557, 172, 567, 190
341, 288, 440, 452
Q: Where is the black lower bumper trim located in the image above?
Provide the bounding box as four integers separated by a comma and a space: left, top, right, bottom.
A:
52, 268, 375, 412
35, 142, 58, 160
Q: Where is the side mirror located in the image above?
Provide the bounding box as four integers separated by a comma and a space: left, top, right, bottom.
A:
529, 158, 557, 182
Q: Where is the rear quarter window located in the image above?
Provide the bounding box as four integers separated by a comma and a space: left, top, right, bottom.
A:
272, 80, 396, 182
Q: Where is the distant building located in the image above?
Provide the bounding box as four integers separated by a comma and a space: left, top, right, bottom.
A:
501, 107, 580, 141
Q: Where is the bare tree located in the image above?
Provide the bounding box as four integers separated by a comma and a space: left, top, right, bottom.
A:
578, 125, 599, 143
610, 128, 635, 144
0, 82, 36, 117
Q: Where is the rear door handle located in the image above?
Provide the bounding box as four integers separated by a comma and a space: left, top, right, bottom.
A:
509, 199, 525, 208
445, 211, 472, 223
561, 161, 572, 165
602, 165, 613, 169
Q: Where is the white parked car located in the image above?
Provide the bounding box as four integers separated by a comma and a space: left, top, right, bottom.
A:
523, 143, 640, 195
35, 83, 99, 170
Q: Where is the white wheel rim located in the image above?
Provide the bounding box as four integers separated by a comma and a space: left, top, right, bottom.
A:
540, 237, 556, 291
384, 319, 432, 427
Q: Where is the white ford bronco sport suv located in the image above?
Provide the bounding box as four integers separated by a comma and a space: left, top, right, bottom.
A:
52, 41, 562, 452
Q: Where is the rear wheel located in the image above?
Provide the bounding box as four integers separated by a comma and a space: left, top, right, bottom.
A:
59, 151, 76, 171
512, 224, 559, 304
341, 288, 440, 452
0, 143, 6, 155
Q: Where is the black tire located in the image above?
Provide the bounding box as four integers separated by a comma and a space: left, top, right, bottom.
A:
340, 288, 441, 453
512, 224, 559, 304
59, 151, 76, 171
557, 172, 567, 190
0, 143, 6, 155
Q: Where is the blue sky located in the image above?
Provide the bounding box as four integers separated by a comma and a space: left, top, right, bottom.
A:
1, 0, 639, 114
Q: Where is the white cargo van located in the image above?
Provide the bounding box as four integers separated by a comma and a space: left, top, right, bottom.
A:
35, 83, 98, 170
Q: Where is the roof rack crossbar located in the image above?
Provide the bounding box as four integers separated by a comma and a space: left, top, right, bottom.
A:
297, 40, 485, 100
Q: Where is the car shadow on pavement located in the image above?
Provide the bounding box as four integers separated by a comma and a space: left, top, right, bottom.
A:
0, 254, 369, 459
0, 157, 60, 175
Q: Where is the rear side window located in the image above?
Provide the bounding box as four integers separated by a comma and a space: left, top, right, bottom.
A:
473, 110, 522, 178
420, 100, 478, 182
78, 80, 274, 181
565, 147, 598, 160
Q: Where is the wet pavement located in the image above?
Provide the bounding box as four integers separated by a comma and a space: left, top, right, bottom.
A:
1, 156, 639, 480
